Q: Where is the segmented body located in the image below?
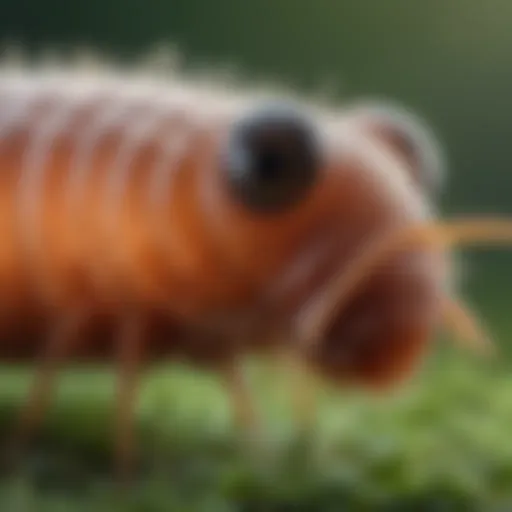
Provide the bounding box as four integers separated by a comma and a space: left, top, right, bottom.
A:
0, 68, 444, 372
0, 64, 474, 478
0, 72, 255, 361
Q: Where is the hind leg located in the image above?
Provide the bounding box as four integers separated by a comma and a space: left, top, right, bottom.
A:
4, 310, 85, 468
113, 314, 144, 483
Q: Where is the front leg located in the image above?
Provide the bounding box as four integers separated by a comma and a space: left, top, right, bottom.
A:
221, 357, 261, 444
283, 349, 319, 439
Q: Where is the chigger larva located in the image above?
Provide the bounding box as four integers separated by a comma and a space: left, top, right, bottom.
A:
0, 49, 510, 478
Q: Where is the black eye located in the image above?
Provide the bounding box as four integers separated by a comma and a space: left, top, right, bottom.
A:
222, 103, 321, 213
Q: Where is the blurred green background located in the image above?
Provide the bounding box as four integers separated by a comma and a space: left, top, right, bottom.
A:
1, 1, 512, 510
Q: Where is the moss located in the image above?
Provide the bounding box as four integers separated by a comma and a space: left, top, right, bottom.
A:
0, 345, 509, 511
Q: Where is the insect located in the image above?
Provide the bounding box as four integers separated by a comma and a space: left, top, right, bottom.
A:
0, 51, 511, 480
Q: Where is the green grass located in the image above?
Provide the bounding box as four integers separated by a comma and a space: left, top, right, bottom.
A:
0, 282, 511, 511
0, 347, 511, 511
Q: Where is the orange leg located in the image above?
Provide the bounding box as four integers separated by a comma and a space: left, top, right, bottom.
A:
113, 314, 144, 482
221, 349, 318, 464
279, 348, 318, 439
222, 358, 259, 439
291, 358, 318, 435
221, 356, 275, 468
4, 311, 85, 467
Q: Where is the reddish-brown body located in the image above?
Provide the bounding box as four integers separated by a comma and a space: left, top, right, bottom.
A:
6, 64, 500, 479
0, 68, 449, 389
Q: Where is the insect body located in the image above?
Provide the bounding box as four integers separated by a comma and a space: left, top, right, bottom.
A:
0, 62, 510, 478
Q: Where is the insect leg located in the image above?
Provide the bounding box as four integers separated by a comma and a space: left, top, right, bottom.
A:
285, 351, 318, 437
221, 356, 272, 466
221, 358, 259, 439
4, 310, 86, 467
271, 334, 318, 437
113, 313, 144, 482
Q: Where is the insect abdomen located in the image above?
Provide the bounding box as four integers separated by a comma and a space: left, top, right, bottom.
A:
0, 77, 203, 321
